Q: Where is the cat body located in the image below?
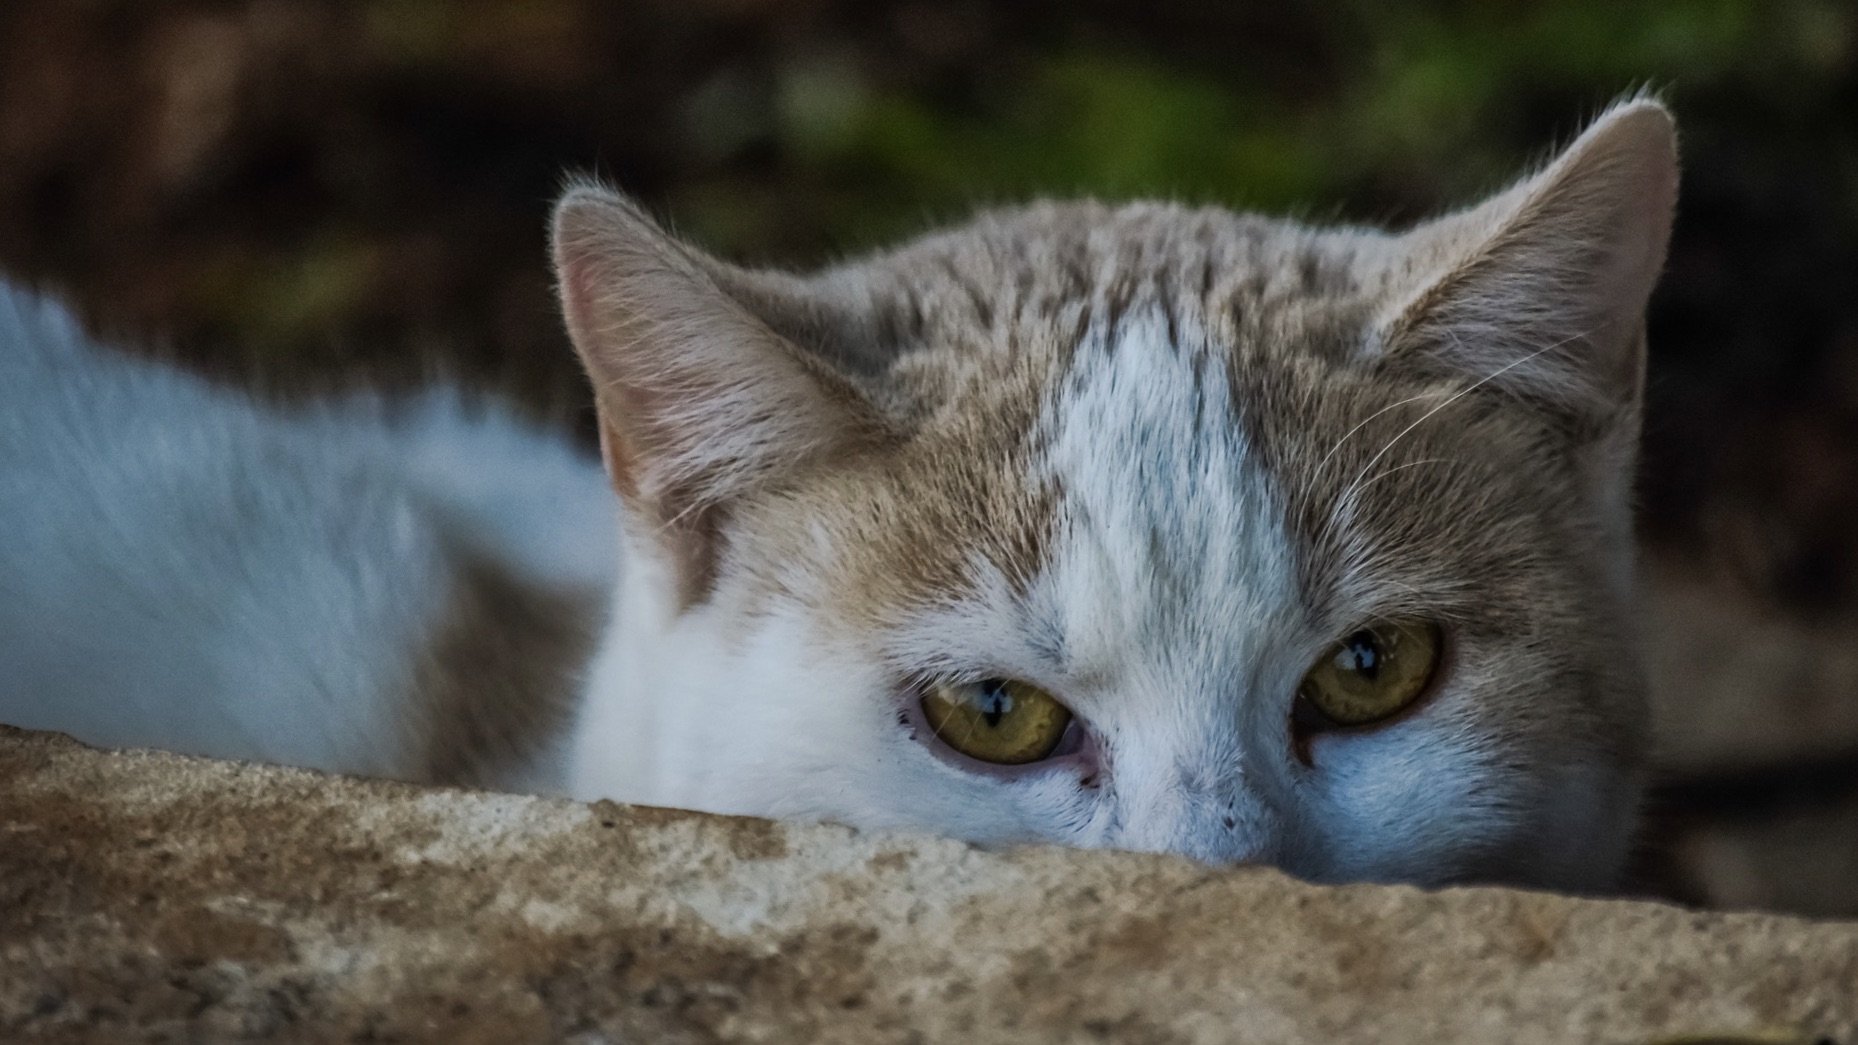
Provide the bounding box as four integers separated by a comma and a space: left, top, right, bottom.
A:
0, 287, 615, 789
0, 100, 1677, 891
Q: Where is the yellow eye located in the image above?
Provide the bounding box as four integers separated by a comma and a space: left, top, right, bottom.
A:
920, 678, 1073, 765
1299, 620, 1443, 726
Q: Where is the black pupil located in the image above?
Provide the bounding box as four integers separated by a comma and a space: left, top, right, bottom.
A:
1342, 632, 1382, 680
977, 681, 1014, 727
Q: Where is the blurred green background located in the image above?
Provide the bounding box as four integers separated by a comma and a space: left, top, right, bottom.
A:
4, 0, 1858, 911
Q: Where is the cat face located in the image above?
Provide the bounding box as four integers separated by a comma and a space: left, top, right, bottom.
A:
555, 100, 1676, 890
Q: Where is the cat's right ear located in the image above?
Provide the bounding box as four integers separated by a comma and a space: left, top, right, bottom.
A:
551, 185, 881, 593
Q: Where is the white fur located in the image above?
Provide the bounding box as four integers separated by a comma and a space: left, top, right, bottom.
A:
0, 283, 615, 779
1015, 312, 1301, 862
566, 310, 1611, 886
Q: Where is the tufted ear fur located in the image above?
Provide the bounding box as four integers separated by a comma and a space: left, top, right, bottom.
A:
1379, 99, 1679, 423
551, 184, 884, 600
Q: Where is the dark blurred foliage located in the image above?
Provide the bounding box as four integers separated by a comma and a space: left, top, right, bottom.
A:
3, 0, 1858, 612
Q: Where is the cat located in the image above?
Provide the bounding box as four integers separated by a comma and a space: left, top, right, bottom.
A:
0, 98, 1676, 891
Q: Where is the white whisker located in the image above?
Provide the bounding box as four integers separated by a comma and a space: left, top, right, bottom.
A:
1353, 457, 1453, 497
1309, 389, 1452, 492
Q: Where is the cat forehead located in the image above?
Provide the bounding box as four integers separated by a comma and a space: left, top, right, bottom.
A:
850, 200, 1397, 350
786, 200, 1409, 440
1025, 311, 1304, 679
749, 201, 1582, 641
766, 308, 1291, 680
789, 296, 1569, 655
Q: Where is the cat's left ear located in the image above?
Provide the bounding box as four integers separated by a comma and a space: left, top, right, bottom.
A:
551, 184, 886, 601
1377, 99, 1679, 423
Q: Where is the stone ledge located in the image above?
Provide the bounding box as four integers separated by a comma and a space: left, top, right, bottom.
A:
2, 726, 1854, 1044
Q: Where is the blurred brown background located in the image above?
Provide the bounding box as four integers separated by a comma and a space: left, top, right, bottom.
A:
2, 0, 1856, 915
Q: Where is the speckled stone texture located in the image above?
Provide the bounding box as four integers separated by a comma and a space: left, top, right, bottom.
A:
2, 726, 1854, 1045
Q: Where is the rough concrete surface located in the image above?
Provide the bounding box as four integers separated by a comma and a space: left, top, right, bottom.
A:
2, 726, 1855, 1045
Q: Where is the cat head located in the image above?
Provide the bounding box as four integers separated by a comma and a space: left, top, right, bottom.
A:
552, 99, 1676, 890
